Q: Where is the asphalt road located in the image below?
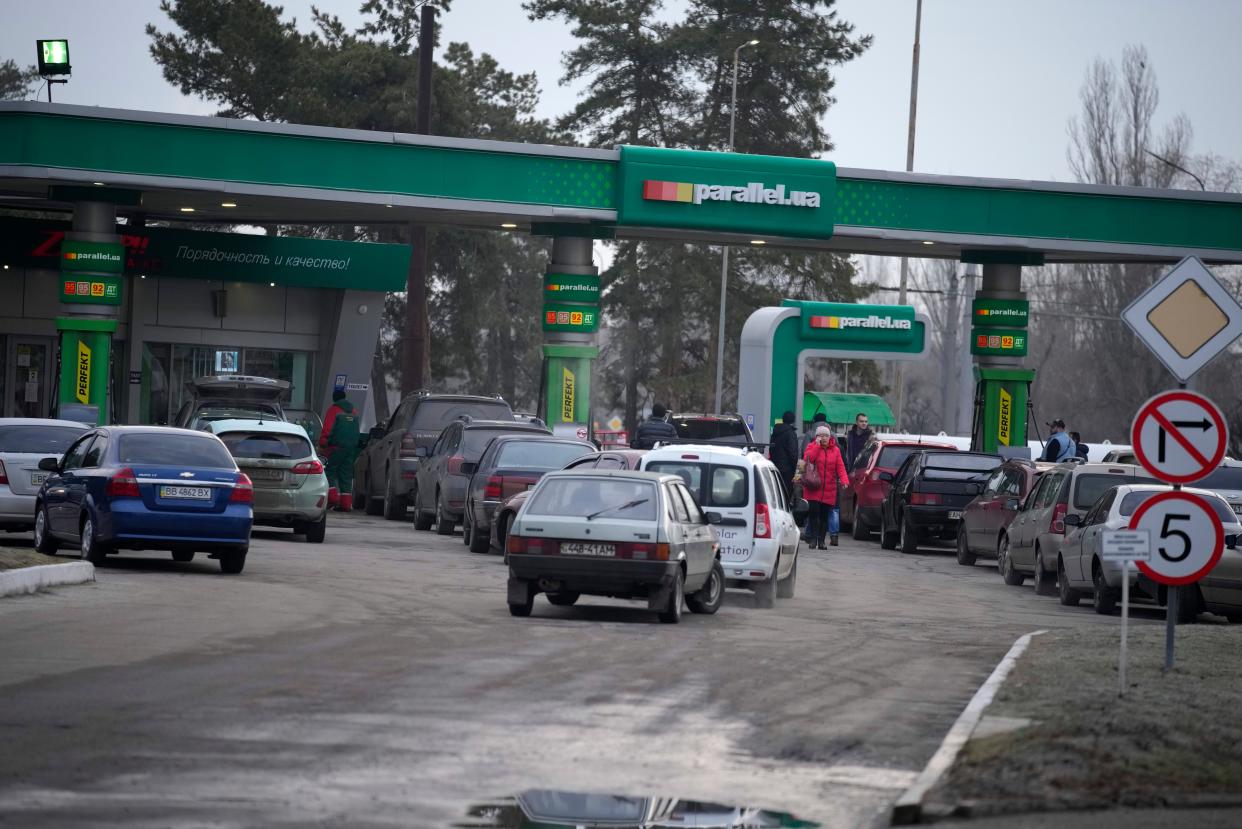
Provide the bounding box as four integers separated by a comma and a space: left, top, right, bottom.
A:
0, 514, 1163, 828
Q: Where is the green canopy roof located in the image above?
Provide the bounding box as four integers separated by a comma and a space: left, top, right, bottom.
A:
802, 392, 895, 427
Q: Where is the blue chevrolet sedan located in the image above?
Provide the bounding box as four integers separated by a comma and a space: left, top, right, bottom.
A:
33, 426, 254, 574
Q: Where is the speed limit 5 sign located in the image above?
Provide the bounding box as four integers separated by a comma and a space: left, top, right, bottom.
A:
1129, 491, 1224, 586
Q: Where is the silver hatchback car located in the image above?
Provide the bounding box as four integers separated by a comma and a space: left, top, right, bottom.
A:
0, 418, 90, 532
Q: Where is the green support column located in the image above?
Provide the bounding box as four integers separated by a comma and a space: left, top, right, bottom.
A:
974, 366, 1035, 453
542, 344, 599, 436
56, 318, 117, 425
536, 232, 603, 439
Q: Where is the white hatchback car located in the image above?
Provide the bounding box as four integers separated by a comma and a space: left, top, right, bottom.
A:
640, 445, 806, 607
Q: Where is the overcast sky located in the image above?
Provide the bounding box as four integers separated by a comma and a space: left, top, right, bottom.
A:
4, 0, 1239, 183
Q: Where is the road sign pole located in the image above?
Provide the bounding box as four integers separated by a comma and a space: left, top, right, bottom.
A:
1120, 560, 1130, 696
1164, 586, 1177, 673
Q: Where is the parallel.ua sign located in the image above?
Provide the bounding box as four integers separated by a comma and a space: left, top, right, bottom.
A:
643, 180, 821, 208
809, 314, 912, 331
75, 340, 91, 404
561, 367, 575, 422
998, 387, 1012, 446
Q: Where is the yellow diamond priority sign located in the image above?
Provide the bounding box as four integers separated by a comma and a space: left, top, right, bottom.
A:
1122, 256, 1242, 382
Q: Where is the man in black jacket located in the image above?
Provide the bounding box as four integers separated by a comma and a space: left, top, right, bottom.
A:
770, 410, 800, 497
631, 403, 678, 449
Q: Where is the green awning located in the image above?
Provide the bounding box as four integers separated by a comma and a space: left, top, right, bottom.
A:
802, 392, 895, 427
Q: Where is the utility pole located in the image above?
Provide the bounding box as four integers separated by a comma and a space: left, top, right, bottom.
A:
403, 2, 436, 393
892, 0, 922, 429
958, 264, 978, 436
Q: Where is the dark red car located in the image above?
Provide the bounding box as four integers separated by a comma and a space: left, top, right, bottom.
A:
955, 459, 1053, 566
488, 449, 646, 553
840, 438, 956, 540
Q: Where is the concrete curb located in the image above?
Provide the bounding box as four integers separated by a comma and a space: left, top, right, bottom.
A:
890, 629, 1047, 826
0, 562, 95, 598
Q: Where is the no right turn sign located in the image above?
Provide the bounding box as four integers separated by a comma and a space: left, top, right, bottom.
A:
1131, 390, 1228, 484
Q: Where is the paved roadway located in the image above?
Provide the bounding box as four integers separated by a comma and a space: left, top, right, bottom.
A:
0, 513, 1163, 828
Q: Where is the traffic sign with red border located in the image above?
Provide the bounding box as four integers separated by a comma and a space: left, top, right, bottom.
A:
1129, 490, 1224, 586
1130, 390, 1228, 484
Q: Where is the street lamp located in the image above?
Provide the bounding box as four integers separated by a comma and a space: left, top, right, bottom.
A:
713, 38, 759, 414
841, 360, 852, 393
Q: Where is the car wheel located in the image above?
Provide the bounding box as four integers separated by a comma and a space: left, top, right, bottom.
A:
1092, 562, 1116, 615
1175, 585, 1200, 625
546, 591, 580, 607
879, 511, 898, 550
219, 546, 248, 575
956, 529, 977, 566
899, 515, 919, 555
435, 494, 454, 536
999, 535, 1026, 586
776, 556, 797, 599
1057, 558, 1081, 606
508, 579, 534, 617
688, 560, 726, 613
363, 471, 383, 516
171, 548, 195, 563
1033, 546, 1057, 596
467, 509, 491, 554
851, 514, 870, 541
304, 514, 327, 544
33, 505, 58, 554
353, 473, 367, 511
753, 560, 777, 609
495, 513, 511, 555
658, 567, 684, 623
79, 514, 109, 565
383, 482, 407, 521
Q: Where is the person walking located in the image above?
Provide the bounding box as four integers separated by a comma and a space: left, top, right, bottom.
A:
631, 403, 678, 449
845, 412, 873, 471
802, 425, 850, 549
769, 411, 800, 497
798, 413, 827, 541
319, 390, 361, 511
1041, 418, 1075, 462
1070, 431, 1089, 460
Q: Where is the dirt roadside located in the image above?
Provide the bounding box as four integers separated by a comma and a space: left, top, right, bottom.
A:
923, 624, 1242, 820
0, 546, 66, 571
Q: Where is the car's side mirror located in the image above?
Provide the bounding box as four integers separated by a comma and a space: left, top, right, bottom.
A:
38, 457, 59, 472
1063, 513, 1082, 527
705, 511, 723, 525
415, 446, 430, 458
460, 462, 478, 476
878, 471, 894, 482
792, 497, 810, 527
368, 426, 385, 440
1005, 498, 1019, 511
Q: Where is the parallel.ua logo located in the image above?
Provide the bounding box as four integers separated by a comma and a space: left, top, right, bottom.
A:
642, 180, 821, 208
809, 314, 912, 330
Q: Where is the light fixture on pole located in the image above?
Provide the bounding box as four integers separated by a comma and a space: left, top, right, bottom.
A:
35, 39, 71, 102
892, 0, 923, 430
841, 360, 852, 394
713, 38, 759, 414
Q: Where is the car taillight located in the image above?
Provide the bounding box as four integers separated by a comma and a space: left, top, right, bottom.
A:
484, 475, 503, 499
911, 492, 941, 505
399, 433, 418, 458
230, 473, 254, 504
755, 502, 771, 538
619, 541, 670, 561
291, 460, 323, 475
506, 534, 525, 554
0, 459, 7, 485
105, 467, 141, 498
506, 535, 559, 555
1051, 502, 1068, 534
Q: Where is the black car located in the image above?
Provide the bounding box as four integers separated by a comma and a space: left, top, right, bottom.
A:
460, 435, 596, 553
354, 391, 513, 520
667, 413, 755, 446
411, 419, 550, 534
878, 450, 1001, 554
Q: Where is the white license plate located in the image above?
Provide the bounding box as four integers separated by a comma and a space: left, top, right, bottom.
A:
159, 485, 212, 500
249, 468, 285, 480
948, 511, 963, 520
30, 472, 47, 486
561, 542, 615, 557
1233, 504, 1242, 515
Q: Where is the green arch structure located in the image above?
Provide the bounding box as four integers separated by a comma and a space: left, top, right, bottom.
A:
738, 300, 930, 443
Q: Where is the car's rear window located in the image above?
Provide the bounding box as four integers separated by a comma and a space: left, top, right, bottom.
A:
671, 417, 748, 441
1073, 473, 1158, 509
219, 431, 312, 460
118, 434, 236, 468
463, 428, 544, 458
496, 440, 594, 470
922, 453, 999, 480
411, 400, 512, 430
647, 461, 703, 491
1118, 490, 1235, 522
878, 446, 923, 469
527, 477, 657, 521
0, 425, 87, 453
1199, 467, 1242, 491
646, 461, 749, 508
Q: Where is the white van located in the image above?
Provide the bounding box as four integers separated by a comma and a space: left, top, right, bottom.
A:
639, 445, 804, 607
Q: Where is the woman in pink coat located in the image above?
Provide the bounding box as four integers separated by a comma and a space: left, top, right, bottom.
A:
802, 425, 851, 548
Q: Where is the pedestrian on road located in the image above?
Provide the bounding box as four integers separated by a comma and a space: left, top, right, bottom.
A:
769, 411, 800, 497
631, 403, 678, 449
1041, 418, 1075, 462
320, 390, 360, 511
802, 425, 850, 549
845, 412, 873, 472
1070, 431, 1089, 460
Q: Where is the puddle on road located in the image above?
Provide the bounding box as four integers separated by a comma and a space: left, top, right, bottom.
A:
458, 789, 820, 827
